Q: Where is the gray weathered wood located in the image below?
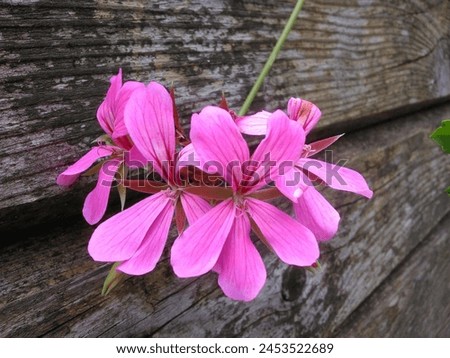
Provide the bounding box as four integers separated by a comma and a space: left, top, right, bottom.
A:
1, 101, 449, 337
1, 0, 450, 232
335, 214, 450, 338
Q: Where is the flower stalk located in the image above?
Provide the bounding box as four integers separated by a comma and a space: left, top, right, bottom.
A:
238, 0, 305, 116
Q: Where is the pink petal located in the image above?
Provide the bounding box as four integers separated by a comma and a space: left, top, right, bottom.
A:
214, 214, 266, 301
235, 110, 271, 135
293, 186, 340, 241
190, 106, 249, 188
305, 134, 344, 157
124, 145, 148, 168
287, 97, 321, 135
297, 158, 373, 198
124, 82, 175, 179
244, 110, 305, 193
180, 191, 211, 224
274, 166, 311, 203
117, 201, 175, 275
83, 159, 121, 225
88, 191, 173, 262
96, 72, 145, 144
113, 135, 133, 151
111, 81, 146, 139
171, 199, 236, 277
177, 143, 195, 163
246, 198, 319, 267
176, 143, 202, 173
97, 69, 123, 136
56, 146, 116, 186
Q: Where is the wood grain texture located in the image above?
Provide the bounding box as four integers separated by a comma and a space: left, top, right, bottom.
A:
1, 102, 449, 337
335, 214, 450, 338
1, 0, 450, 232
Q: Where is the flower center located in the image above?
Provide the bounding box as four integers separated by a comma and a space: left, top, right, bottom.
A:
233, 193, 247, 211
165, 187, 180, 201
302, 144, 312, 157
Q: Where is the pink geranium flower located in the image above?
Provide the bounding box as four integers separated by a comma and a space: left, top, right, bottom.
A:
170, 106, 319, 301
87, 82, 210, 276
236, 98, 373, 241
57, 69, 146, 224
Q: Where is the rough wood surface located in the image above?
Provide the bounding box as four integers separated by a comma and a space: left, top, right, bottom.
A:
1, 0, 450, 232
335, 214, 450, 338
1, 102, 449, 337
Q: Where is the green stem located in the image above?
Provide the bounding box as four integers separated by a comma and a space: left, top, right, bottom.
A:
238, 0, 305, 116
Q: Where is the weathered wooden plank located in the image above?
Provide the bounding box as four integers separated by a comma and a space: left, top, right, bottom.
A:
1, 0, 449, 232
335, 214, 450, 338
0, 101, 449, 337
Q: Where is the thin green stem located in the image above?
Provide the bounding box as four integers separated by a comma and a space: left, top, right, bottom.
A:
238, 0, 305, 116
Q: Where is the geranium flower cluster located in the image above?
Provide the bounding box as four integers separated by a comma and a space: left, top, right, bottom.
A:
57, 69, 372, 301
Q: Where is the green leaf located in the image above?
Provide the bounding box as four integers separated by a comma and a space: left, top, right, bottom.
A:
430, 119, 450, 153
102, 262, 126, 296
116, 164, 128, 211
117, 183, 126, 211
446, 186, 450, 196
